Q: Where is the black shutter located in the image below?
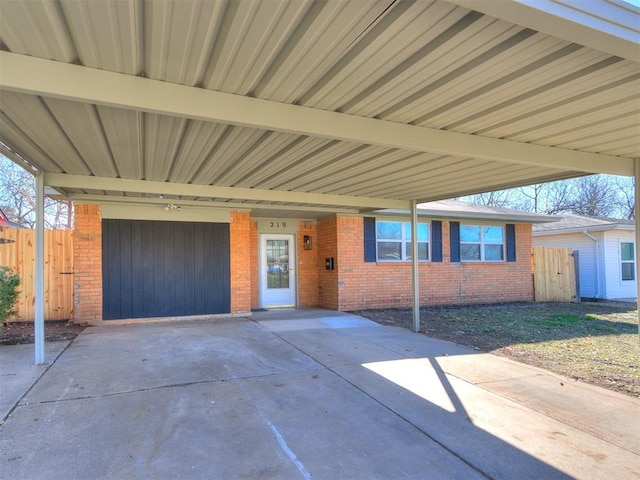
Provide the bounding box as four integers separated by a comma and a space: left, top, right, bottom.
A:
450, 221, 460, 262
364, 217, 376, 262
431, 221, 442, 262
506, 223, 516, 262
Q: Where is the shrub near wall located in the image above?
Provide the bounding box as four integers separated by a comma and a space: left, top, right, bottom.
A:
0, 266, 20, 326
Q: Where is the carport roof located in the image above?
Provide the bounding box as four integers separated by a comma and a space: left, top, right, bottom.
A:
0, 0, 639, 217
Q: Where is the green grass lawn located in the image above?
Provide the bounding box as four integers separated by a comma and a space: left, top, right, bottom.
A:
355, 301, 639, 397
426, 302, 639, 397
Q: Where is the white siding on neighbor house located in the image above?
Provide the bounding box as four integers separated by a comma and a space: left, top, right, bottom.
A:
602, 231, 637, 299
533, 232, 604, 299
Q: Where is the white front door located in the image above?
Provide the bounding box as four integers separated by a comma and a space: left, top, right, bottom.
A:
260, 234, 296, 308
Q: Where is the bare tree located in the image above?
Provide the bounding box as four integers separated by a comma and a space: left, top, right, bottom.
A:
461, 174, 634, 220
613, 176, 635, 219
568, 176, 618, 217
0, 155, 73, 229
514, 180, 574, 215
468, 189, 514, 208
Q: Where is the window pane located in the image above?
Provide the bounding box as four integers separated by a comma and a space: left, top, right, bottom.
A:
406, 242, 429, 260
622, 262, 635, 281
483, 226, 504, 243
484, 244, 504, 261
378, 242, 402, 260
404, 223, 429, 242
461, 244, 481, 260
377, 222, 402, 240
621, 242, 634, 261
266, 240, 289, 288
460, 226, 480, 242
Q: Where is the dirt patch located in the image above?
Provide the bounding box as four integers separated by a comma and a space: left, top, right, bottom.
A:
351, 301, 639, 397
0, 321, 85, 346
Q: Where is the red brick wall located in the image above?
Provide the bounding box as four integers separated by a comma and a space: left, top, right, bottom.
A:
335, 216, 534, 311
230, 211, 251, 313
72, 204, 102, 324
317, 217, 339, 309
250, 219, 259, 310
297, 221, 320, 307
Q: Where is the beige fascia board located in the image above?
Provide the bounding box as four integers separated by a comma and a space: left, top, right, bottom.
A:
44, 173, 408, 210
376, 208, 557, 224
532, 224, 635, 235
1, 52, 633, 177
447, 0, 640, 62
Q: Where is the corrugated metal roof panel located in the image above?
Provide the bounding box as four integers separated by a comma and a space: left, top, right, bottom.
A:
0, 0, 638, 213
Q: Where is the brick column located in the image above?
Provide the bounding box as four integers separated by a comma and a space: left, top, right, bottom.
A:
230, 211, 252, 314
297, 220, 320, 307
317, 216, 338, 309
72, 204, 102, 324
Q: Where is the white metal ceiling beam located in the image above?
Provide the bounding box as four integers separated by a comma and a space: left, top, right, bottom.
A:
64, 193, 360, 214
447, 0, 640, 62
1, 52, 634, 177
42, 173, 409, 210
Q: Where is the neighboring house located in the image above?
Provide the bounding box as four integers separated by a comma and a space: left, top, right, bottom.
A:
533, 215, 636, 300
73, 200, 553, 323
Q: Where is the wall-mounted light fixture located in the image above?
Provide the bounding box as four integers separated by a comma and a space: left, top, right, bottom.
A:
164, 203, 181, 212
303, 235, 312, 250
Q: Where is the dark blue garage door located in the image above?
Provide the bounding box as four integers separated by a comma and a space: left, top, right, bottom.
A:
102, 220, 230, 320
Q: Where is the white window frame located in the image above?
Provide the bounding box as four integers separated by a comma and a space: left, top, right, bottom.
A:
376, 221, 430, 262
620, 241, 635, 282
460, 224, 505, 262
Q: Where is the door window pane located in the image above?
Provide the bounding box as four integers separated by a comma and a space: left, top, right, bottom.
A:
266, 240, 289, 289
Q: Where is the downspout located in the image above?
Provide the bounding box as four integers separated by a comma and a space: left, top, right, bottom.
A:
582, 230, 601, 300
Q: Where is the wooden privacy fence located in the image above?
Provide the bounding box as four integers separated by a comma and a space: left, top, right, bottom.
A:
0, 227, 74, 321
533, 246, 579, 303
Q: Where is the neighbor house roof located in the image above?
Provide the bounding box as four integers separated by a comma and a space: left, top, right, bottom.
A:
379, 199, 557, 223
532, 214, 635, 235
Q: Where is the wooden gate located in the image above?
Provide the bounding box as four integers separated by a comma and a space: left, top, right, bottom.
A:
533, 247, 579, 302
0, 227, 74, 321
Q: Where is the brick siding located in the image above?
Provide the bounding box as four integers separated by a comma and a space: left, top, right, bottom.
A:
230, 211, 252, 314
71, 207, 534, 320
250, 219, 259, 309
317, 217, 339, 309
334, 216, 534, 310
296, 221, 320, 307
72, 204, 103, 323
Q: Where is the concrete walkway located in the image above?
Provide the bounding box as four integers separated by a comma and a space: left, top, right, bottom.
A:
0, 309, 638, 479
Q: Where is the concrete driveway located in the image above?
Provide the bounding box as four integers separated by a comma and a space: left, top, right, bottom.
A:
1, 309, 638, 479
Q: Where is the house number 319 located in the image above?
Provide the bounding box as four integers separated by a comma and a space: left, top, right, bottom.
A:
269, 221, 287, 228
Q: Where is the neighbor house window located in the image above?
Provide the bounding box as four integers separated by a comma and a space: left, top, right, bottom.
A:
621, 242, 635, 281
460, 225, 504, 261
376, 221, 429, 261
